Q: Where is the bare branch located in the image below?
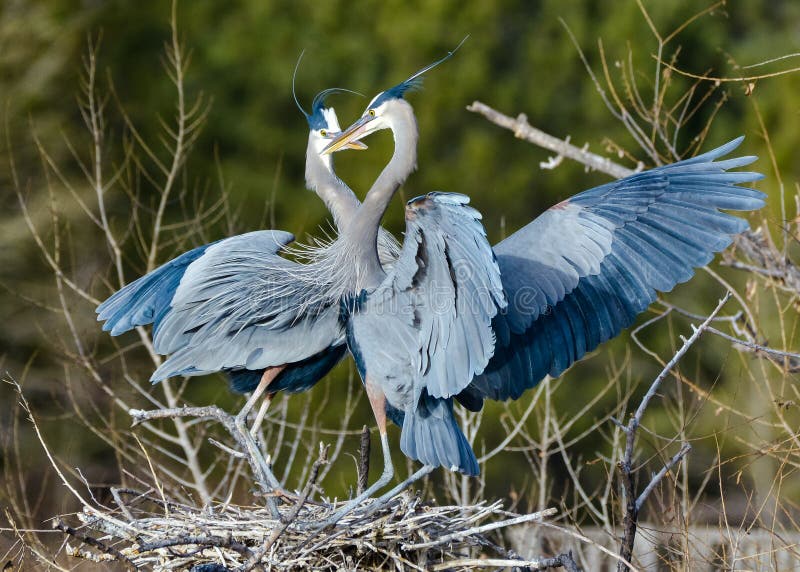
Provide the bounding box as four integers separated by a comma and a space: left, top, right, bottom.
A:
466, 101, 637, 178
129, 406, 281, 516
616, 293, 730, 570
402, 508, 557, 550
52, 520, 136, 571
357, 425, 371, 496
635, 442, 692, 511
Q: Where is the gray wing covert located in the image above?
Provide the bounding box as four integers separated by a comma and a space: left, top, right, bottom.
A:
150, 230, 345, 381
352, 192, 506, 404
473, 137, 766, 401
346, 192, 503, 475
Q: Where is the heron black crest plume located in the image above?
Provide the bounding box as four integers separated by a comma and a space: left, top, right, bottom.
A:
311, 88, 364, 114
292, 51, 364, 129
292, 49, 309, 118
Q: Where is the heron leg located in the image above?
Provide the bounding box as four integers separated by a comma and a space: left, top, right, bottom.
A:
237, 367, 282, 422
363, 464, 436, 517
320, 379, 394, 527
234, 367, 284, 497
249, 393, 273, 437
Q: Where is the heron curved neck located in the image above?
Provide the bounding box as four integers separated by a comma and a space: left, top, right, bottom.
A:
305, 140, 361, 230
348, 100, 418, 285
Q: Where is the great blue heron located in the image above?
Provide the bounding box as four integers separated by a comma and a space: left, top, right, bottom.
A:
321, 48, 766, 520
96, 89, 397, 449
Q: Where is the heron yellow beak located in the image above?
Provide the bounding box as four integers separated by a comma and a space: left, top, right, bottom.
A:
322, 115, 376, 155
345, 140, 368, 151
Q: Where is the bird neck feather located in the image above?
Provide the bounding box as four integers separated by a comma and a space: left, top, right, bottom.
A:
305, 135, 361, 231
347, 100, 418, 287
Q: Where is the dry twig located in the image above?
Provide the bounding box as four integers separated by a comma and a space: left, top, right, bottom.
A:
54, 488, 560, 571
615, 293, 730, 570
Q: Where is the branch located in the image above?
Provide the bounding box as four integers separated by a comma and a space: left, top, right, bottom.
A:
138, 534, 252, 557
248, 443, 330, 569
635, 442, 692, 511
53, 520, 137, 571
402, 507, 557, 550
706, 326, 800, 368
357, 425, 371, 496
624, 293, 731, 455
431, 553, 579, 571
615, 293, 730, 571
466, 101, 636, 179
129, 406, 281, 517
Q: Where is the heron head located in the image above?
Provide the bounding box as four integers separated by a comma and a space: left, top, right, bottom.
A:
322, 37, 468, 155
305, 89, 368, 154
292, 52, 367, 153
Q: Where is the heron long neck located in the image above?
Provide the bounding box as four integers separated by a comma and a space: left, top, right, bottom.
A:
348, 101, 418, 287
306, 141, 361, 230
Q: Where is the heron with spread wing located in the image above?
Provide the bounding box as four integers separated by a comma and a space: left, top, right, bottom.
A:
96, 88, 398, 467
321, 47, 765, 519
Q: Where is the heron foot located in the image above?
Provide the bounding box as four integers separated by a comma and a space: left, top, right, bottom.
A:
317, 431, 395, 529
318, 463, 395, 529
362, 464, 436, 518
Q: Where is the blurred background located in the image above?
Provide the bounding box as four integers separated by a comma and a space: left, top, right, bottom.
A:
1, 0, 799, 565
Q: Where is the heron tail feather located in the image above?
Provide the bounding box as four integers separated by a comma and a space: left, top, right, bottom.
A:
399, 393, 479, 476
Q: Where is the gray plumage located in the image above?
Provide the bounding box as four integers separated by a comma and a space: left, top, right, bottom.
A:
325, 57, 503, 477
345, 190, 504, 476
325, 64, 765, 479
97, 98, 398, 394
472, 137, 765, 402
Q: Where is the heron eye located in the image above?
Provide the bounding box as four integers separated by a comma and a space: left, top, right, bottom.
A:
320, 129, 327, 137
368, 109, 376, 117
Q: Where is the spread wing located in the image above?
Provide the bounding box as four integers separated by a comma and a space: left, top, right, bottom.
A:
97, 241, 220, 336
97, 230, 345, 382
471, 137, 765, 400
350, 192, 506, 404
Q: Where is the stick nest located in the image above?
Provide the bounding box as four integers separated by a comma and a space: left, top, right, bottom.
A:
59, 488, 557, 571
